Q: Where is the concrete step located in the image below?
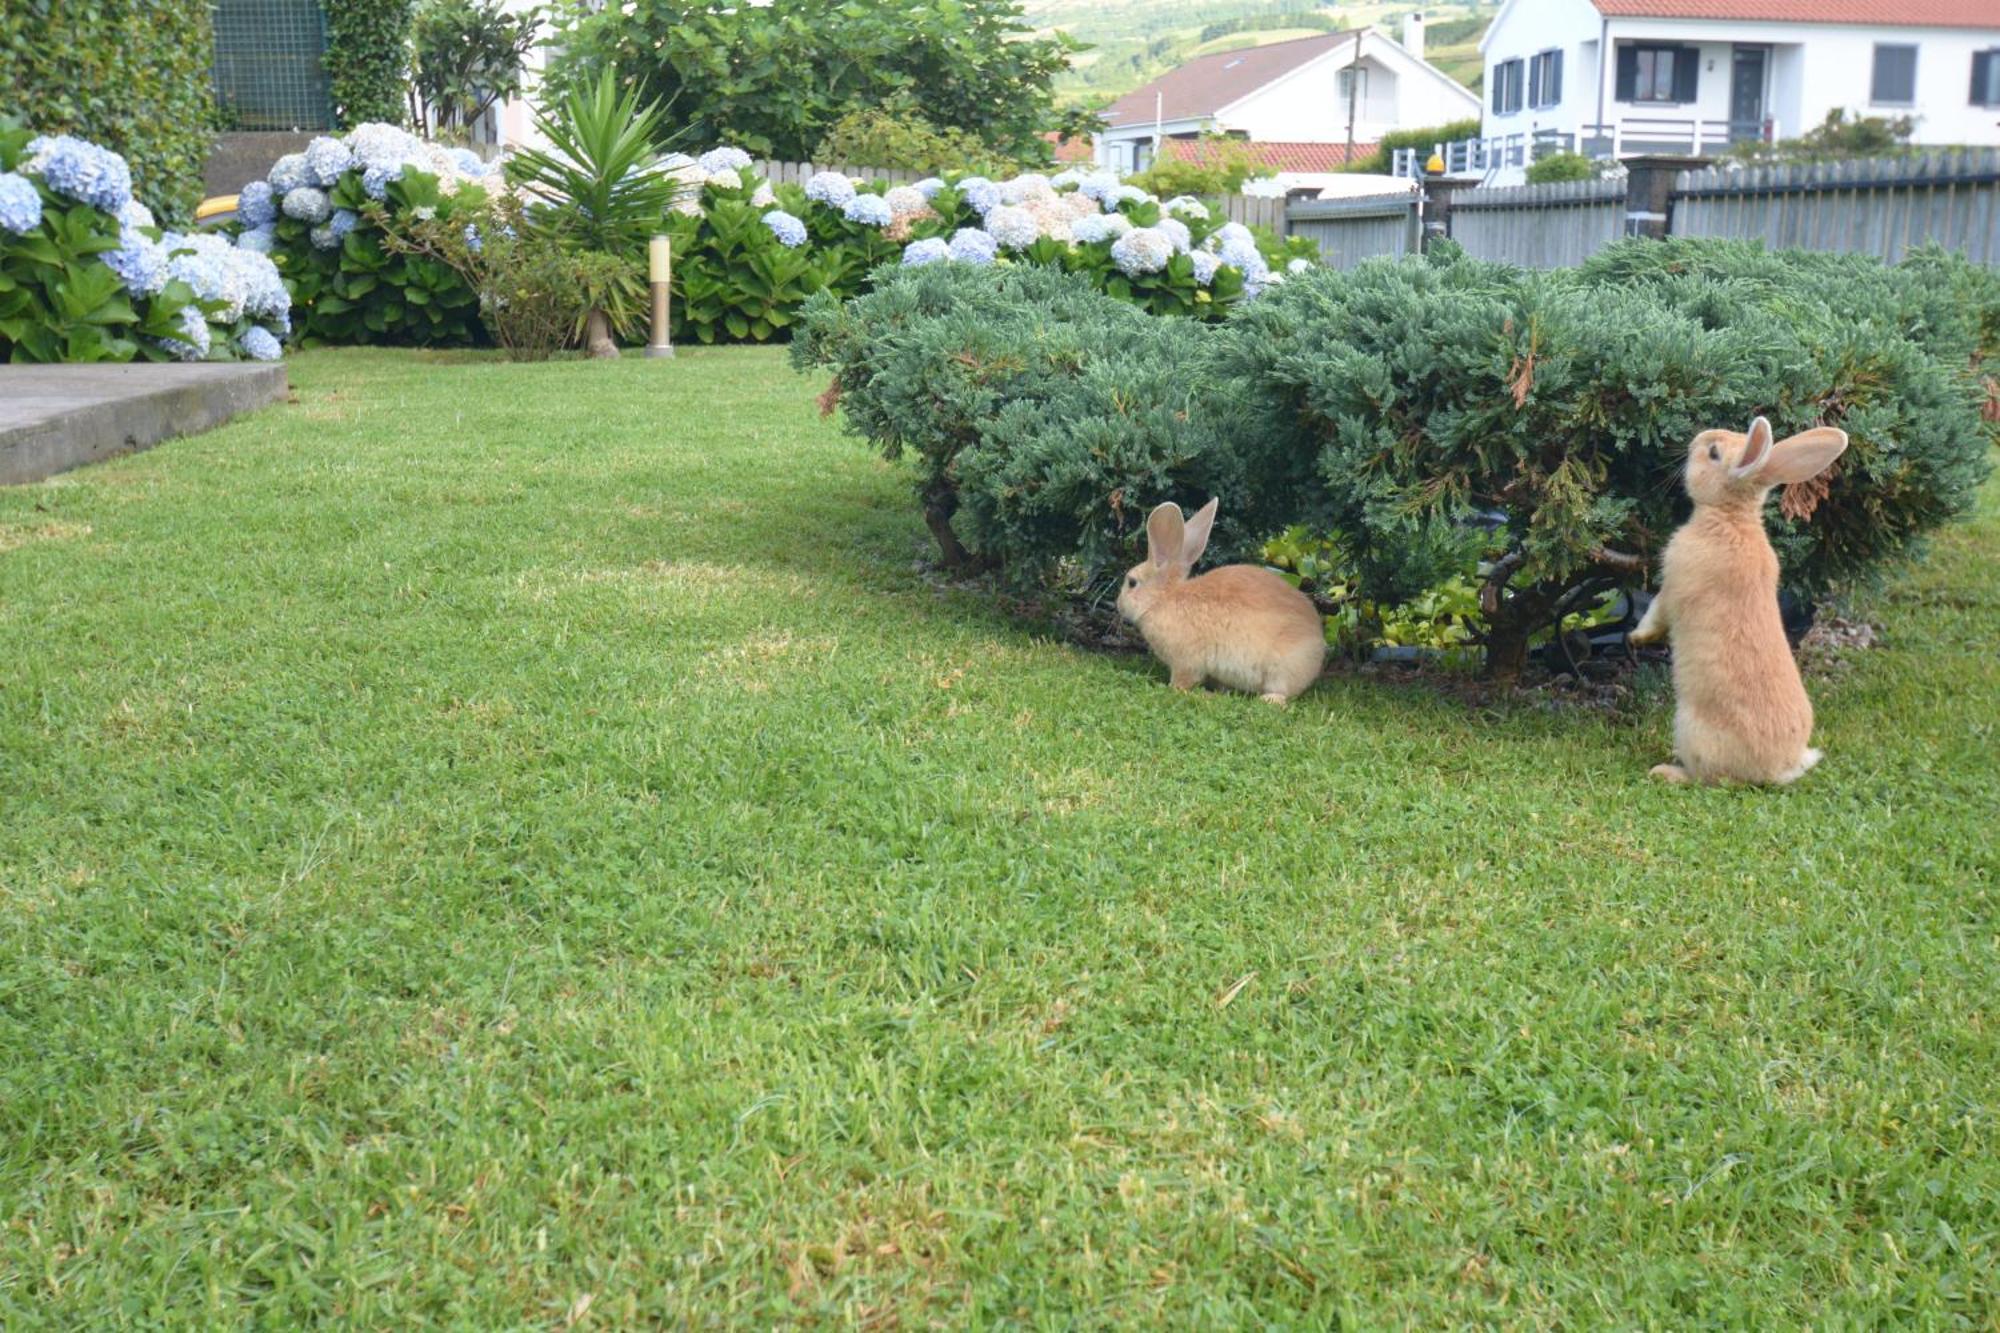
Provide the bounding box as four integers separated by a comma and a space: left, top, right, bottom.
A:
0, 362, 289, 485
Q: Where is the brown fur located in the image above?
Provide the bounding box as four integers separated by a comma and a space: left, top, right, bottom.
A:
1629, 417, 1848, 785
1117, 499, 1326, 704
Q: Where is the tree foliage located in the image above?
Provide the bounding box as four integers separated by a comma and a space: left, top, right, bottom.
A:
1126, 136, 1275, 198
812, 106, 1018, 176
546, 0, 1092, 164
410, 0, 542, 137
326, 0, 417, 128
0, 0, 214, 224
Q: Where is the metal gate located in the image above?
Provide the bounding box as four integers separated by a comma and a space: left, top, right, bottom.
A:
212, 0, 334, 132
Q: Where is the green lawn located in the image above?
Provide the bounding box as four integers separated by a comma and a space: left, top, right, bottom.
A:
2, 347, 1995, 1326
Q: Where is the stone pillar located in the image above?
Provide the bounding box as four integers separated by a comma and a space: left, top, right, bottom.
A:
1419, 175, 1469, 252
1620, 154, 1707, 240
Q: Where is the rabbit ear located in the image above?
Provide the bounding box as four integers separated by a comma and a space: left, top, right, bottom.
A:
1731, 416, 1774, 478
1758, 427, 1850, 485
1181, 497, 1219, 567
1146, 502, 1186, 569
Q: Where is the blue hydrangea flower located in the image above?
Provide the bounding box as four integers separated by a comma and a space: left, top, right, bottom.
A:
1075, 172, 1123, 203
304, 136, 354, 186
697, 147, 753, 174
1216, 232, 1266, 278
1110, 227, 1173, 276
229, 245, 289, 321
901, 237, 949, 266
281, 187, 331, 223
803, 172, 855, 208
1156, 217, 1193, 253
1069, 213, 1130, 245
267, 153, 311, 194
239, 326, 283, 361
842, 193, 893, 226
0, 172, 42, 235
913, 177, 945, 200
102, 228, 171, 295
22, 134, 133, 212
999, 173, 1051, 205
117, 199, 155, 231
329, 209, 358, 239
236, 224, 276, 253
237, 180, 277, 227
361, 163, 402, 200
762, 209, 807, 247
1050, 169, 1087, 190
947, 228, 997, 265
983, 205, 1039, 250
161, 304, 212, 361
346, 123, 423, 171
1105, 185, 1152, 211
165, 233, 250, 321
449, 147, 487, 175
954, 176, 1000, 215
1189, 251, 1221, 287
464, 223, 483, 254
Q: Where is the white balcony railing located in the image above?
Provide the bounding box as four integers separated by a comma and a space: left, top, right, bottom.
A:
1391, 118, 1780, 181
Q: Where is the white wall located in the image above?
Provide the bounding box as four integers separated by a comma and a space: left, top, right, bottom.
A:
1222, 40, 1480, 143
1484, 3, 2000, 147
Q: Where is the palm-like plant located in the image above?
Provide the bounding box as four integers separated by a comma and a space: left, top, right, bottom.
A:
507, 68, 688, 356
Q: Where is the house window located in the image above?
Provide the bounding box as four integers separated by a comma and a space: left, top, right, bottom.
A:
1337, 66, 1370, 106
1615, 44, 1697, 105
1529, 49, 1564, 109
1976, 50, 2000, 107
1872, 44, 1917, 105
1491, 58, 1524, 114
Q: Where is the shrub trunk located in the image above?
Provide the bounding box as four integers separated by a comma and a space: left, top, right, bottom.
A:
584, 308, 618, 359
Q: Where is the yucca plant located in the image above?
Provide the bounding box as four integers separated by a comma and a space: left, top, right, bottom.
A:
506, 67, 687, 356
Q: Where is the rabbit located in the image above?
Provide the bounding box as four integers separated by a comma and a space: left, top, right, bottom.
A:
1628, 415, 1849, 785
1117, 498, 1326, 705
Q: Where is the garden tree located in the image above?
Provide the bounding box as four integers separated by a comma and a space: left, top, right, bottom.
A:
0, 0, 213, 223
547, 0, 1093, 163
507, 69, 688, 356
1126, 136, 1276, 198
326, 0, 417, 127
1721, 108, 1917, 165
409, 0, 542, 138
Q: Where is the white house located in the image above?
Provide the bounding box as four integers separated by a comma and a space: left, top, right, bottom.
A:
1471, 0, 2000, 183
1092, 21, 1483, 175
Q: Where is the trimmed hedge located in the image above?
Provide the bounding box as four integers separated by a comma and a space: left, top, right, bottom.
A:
0, 1, 215, 225
326, 0, 415, 128
800, 241, 1997, 678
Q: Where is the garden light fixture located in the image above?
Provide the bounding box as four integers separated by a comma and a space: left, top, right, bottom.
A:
646, 233, 673, 359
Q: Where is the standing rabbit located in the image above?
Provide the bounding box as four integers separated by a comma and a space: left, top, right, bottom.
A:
1117, 498, 1326, 705
1629, 416, 1849, 785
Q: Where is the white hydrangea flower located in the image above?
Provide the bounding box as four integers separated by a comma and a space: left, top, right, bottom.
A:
999, 173, 1054, 206
804, 171, 856, 207
912, 177, 945, 199
750, 181, 777, 207
883, 185, 927, 216
1163, 195, 1210, 221
1190, 251, 1222, 287
1110, 226, 1173, 276
1069, 212, 1131, 245
697, 146, 753, 174
983, 204, 1040, 250
1156, 217, 1193, 253
1287, 257, 1314, 274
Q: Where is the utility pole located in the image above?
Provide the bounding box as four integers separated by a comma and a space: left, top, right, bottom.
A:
1345, 31, 1362, 158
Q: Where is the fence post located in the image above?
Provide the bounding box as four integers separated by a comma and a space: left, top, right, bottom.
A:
1621, 154, 1706, 239
1419, 174, 1468, 251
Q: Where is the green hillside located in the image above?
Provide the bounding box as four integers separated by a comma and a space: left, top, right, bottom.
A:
1032, 0, 1493, 108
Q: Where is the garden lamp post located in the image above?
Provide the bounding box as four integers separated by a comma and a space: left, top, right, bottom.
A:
646, 234, 673, 359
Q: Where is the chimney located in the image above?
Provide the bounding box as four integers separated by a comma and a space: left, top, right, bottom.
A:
1402, 11, 1425, 62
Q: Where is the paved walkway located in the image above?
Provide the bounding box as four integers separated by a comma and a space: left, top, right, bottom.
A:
1, 362, 288, 485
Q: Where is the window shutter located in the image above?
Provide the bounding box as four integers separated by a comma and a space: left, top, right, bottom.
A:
1528, 58, 1541, 108
1551, 50, 1564, 105
1974, 51, 1994, 106
1615, 47, 1637, 101
1492, 66, 1504, 111
1671, 48, 1698, 103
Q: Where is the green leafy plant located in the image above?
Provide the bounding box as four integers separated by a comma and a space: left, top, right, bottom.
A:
326, 0, 417, 128
0, 0, 214, 224
410, 0, 542, 138
1344, 119, 1482, 176
1720, 108, 1920, 165
664, 177, 829, 345
1126, 136, 1276, 198
1524, 151, 1598, 185
811, 106, 1018, 176
507, 68, 689, 355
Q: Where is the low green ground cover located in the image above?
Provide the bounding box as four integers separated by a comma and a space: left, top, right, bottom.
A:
1, 348, 1994, 1324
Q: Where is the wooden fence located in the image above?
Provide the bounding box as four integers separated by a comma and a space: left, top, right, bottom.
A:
756, 160, 927, 187
1449, 178, 1630, 268
1287, 194, 1420, 269
1671, 150, 2000, 264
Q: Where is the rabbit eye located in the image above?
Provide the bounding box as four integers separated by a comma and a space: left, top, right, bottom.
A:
1708, 444, 1720, 461
1126, 576, 1138, 589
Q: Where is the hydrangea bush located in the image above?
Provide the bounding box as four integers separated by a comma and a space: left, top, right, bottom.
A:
235, 123, 500, 346
0, 126, 288, 362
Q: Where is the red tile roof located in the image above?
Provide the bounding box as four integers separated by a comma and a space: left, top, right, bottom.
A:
1163, 139, 1377, 172
1593, 0, 2000, 27
1041, 131, 1096, 164
1100, 33, 1360, 130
